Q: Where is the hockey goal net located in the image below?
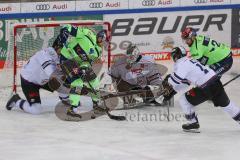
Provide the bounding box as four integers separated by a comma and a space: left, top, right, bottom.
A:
0, 20, 112, 96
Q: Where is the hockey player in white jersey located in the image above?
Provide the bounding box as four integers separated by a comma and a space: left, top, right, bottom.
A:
5, 36, 66, 114
109, 44, 167, 106
162, 46, 240, 132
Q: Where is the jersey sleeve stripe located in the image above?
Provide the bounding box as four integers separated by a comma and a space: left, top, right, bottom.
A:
84, 35, 100, 57
84, 35, 94, 46
173, 72, 185, 81
42, 60, 52, 69
181, 80, 191, 85
170, 76, 180, 84
171, 73, 190, 85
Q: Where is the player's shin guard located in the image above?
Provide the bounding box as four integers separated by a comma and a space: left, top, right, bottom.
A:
223, 101, 240, 123
179, 95, 200, 132
179, 94, 196, 119
16, 100, 43, 115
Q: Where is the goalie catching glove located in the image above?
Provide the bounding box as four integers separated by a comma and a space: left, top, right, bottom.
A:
162, 74, 177, 101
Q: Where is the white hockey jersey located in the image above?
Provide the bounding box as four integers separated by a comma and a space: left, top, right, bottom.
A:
168, 57, 216, 92
109, 55, 163, 87
20, 47, 59, 85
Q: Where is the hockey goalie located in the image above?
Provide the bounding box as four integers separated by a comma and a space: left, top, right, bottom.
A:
108, 44, 168, 108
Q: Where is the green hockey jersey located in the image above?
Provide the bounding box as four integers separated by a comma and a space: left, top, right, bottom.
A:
189, 35, 231, 65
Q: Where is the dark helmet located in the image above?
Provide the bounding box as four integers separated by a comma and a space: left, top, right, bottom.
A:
52, 35, 64, 49
181, 27, 197, 39
171, 46, 187, 61
96, 29, 109, 44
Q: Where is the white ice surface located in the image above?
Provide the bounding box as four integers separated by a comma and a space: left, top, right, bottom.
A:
0, 61, 240, 160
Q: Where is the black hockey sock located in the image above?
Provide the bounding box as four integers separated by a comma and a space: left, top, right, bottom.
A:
185, 112, 198, 123
18, 100, 26, 110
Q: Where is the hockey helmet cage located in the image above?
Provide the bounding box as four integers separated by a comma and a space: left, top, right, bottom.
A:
126, 44, 140, 65
126, 44, 140, 56
171, 46, 187, 60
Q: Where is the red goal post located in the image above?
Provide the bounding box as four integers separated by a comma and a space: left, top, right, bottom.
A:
4, 20, 112, 94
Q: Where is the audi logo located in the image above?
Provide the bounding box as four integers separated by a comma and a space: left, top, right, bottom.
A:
142, 0, 156, 6
89, 2, 103, 8
36, 4, 50, 10
194, 0, 208, 4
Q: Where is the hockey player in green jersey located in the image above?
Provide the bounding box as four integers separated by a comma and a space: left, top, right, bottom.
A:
57, 25, 108, 117
181, 27, 233, 77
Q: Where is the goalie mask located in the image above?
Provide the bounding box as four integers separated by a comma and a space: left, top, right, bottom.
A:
126, 44, 140, 65
171, 46, 187, 62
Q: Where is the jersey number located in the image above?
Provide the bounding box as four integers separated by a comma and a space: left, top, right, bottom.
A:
203, 37, 220, 52
190, 59, 209, 74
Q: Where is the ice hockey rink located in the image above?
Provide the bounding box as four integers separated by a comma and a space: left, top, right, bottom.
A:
0, 60, 239, 160
1, 0, 240, 159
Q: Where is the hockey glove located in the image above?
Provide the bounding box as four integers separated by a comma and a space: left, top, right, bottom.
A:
70, 86, 90, 95
59, 27, 70, 46
162, 74, 177, 101
48, 76, 62, 91
163, 89, 176, 101
80, 67, 97, 82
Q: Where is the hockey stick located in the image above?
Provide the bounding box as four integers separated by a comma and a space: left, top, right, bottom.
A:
101, 89, 151, 99
61, 60, 126, 121
85, 79, 126, 121
223, 73, 240, 87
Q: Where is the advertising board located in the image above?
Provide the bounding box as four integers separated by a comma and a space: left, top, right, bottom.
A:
76, 0, 128, 11
20, 1, 75, 13
105, 9, 231, 57
0, 3, 20, 14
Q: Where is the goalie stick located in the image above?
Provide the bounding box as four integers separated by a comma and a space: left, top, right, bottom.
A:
55, 87, 165, 122
86, 81, 126, 121
101, 88, 163, 100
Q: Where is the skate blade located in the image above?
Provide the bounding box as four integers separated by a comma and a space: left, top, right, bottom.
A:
183, 129, 201, 133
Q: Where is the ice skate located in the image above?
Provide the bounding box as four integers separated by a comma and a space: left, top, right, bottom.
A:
93, 103, 106, 115
182, 122, 200, 133
66, 107, 82, 119
6, 94, 21, 111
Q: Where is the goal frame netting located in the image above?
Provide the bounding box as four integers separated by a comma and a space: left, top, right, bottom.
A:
7, 20, 112, 94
